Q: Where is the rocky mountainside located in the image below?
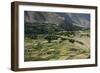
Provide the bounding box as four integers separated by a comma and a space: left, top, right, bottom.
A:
24, 11, 64, 25
24, 11, 90, 35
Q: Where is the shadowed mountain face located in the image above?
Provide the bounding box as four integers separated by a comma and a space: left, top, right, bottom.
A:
24, 11, 90, 34
58, 13, 90, 28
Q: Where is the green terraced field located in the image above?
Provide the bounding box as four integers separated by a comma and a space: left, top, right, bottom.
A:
24, 31, 90, 61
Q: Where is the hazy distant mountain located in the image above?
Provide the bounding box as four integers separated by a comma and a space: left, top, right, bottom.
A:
24, 11, 64, 25
66, 13, 90, 28
24, 11, 90, 33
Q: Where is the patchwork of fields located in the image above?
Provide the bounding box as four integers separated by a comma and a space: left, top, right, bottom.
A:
24, 31, 90, 61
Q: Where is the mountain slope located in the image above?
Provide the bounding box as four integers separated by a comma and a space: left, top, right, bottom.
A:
24, 11, 90, 34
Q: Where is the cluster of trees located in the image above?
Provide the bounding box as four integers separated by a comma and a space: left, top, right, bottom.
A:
45, 34, 59, 43
25, 22, 89, 45
56, 31, 75, 37
25, 22, 85, 37
25, 22, 63, 35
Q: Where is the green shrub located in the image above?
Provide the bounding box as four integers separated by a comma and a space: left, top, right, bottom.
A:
45, 35, 58, 43
69, 39, 75, 43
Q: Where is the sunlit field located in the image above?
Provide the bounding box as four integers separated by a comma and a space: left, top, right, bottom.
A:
24, 30, 90, 61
